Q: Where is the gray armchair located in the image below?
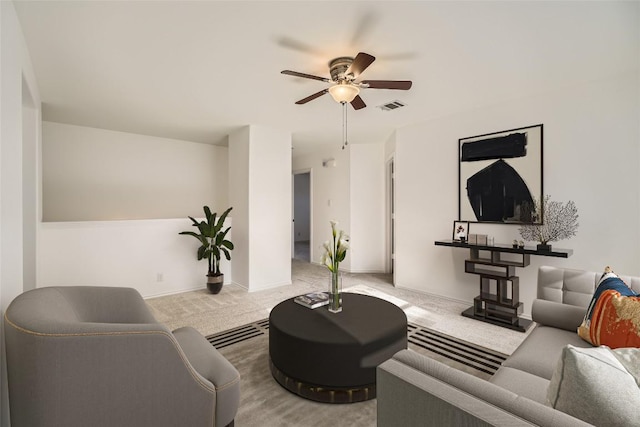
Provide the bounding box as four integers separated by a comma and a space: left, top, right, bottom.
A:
4, 286, 240, 427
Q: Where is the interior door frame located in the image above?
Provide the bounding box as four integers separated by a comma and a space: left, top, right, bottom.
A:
385, 155, 395, 283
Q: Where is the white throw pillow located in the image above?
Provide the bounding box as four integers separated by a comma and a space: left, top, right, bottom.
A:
547, 345, 640, 426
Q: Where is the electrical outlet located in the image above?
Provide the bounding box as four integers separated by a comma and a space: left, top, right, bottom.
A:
156, 273, 164, 282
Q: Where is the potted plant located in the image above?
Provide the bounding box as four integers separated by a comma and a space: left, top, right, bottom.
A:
518, 196, 579, 251
179, 206, 234, 294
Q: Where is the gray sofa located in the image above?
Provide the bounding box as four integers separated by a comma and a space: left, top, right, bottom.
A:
4, 286, 240, 427
377, 266, 640, 427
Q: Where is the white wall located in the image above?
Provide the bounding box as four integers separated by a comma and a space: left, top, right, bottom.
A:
229, 125, 292, 291
395, 72, 640, 317
42, 122, 228, 221
229, 126, 250, 287
350, 144, 385, 273
1, 2, 42, 426
228, 127, 250, 288
293, 146, 351, 269
38, 218, 231, 298
293, 143, 387, 273
249, 126, 292, 289
384, 131, 396, 162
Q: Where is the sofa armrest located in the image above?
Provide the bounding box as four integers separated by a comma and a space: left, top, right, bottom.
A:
531, 299, 586, 332
377, 350, 591, 427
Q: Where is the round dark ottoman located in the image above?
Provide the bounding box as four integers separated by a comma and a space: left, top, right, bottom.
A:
269, 293, 407, 403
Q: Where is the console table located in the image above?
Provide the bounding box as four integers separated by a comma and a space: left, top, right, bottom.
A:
435, 240, 572, 332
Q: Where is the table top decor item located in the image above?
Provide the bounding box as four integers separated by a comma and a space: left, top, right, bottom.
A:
518, 195, 578, 251
321, 221, 349, 313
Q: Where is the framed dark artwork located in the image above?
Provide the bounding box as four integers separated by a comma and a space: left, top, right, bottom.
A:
458, 124, 543, 224
452, 221, 469, 242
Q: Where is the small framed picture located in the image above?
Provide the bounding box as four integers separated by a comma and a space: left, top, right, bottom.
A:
452, 221, 470, 242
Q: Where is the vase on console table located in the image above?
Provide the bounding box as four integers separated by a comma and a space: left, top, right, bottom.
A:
537, 243, 552, 252
329, 271, 343, 313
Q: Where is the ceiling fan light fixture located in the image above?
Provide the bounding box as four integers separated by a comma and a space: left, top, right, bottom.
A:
328, 83, 360, 103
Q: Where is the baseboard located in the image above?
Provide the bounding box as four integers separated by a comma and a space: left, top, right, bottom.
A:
144, 285, 204, 299
348, 269, 387, 274
309, 261, 387, 274
231, 281, 292, 293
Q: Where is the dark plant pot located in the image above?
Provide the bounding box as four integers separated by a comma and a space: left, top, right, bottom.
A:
537, 243, 552, 252
207, 273, 224, 294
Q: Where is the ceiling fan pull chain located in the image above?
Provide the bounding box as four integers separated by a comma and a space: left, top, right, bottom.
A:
342, 102, 349, 150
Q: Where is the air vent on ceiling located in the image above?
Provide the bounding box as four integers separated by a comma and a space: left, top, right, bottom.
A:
378, 100, 406, 111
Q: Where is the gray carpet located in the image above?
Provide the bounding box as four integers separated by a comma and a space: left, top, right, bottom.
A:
207, 319, 507, 427
215, 326, 376, 427
147, 259, 531, 357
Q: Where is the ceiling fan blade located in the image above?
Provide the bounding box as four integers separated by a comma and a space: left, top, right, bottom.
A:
349, 11, 378, 47
350, 95, 366, 110
346, 52, 376, 77
295, 89, 329, 104
276, 36, 325, 56
362, 80, 412, 90
281, 70, 331, 83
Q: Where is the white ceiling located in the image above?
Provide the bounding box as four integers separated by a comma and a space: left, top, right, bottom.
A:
13, 1, 639, 156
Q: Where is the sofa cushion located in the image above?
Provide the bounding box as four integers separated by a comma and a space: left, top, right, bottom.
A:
547, 345, 640, 426
537, 266, 597, 307
577, 271, 640, 348
578, 289, 640, 348
582, 271, 637, 323
490, 367, 550, 404
502, 326, 591, 380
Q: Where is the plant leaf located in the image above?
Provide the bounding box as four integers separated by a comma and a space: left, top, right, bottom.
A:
179, 231, 200, 238
215, 207, 232, 234
215, 227, 230, 245
197, 245, 206, 260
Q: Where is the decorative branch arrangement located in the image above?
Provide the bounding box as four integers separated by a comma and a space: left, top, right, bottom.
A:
519, 196, 579, 248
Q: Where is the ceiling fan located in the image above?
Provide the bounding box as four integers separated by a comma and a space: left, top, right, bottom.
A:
281, 52, 412, 110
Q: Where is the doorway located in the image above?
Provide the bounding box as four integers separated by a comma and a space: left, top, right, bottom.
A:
293, 171, 312, 262
386, 157, 395, 283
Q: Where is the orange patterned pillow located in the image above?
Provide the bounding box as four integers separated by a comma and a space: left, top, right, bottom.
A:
578, 289, 640, 348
